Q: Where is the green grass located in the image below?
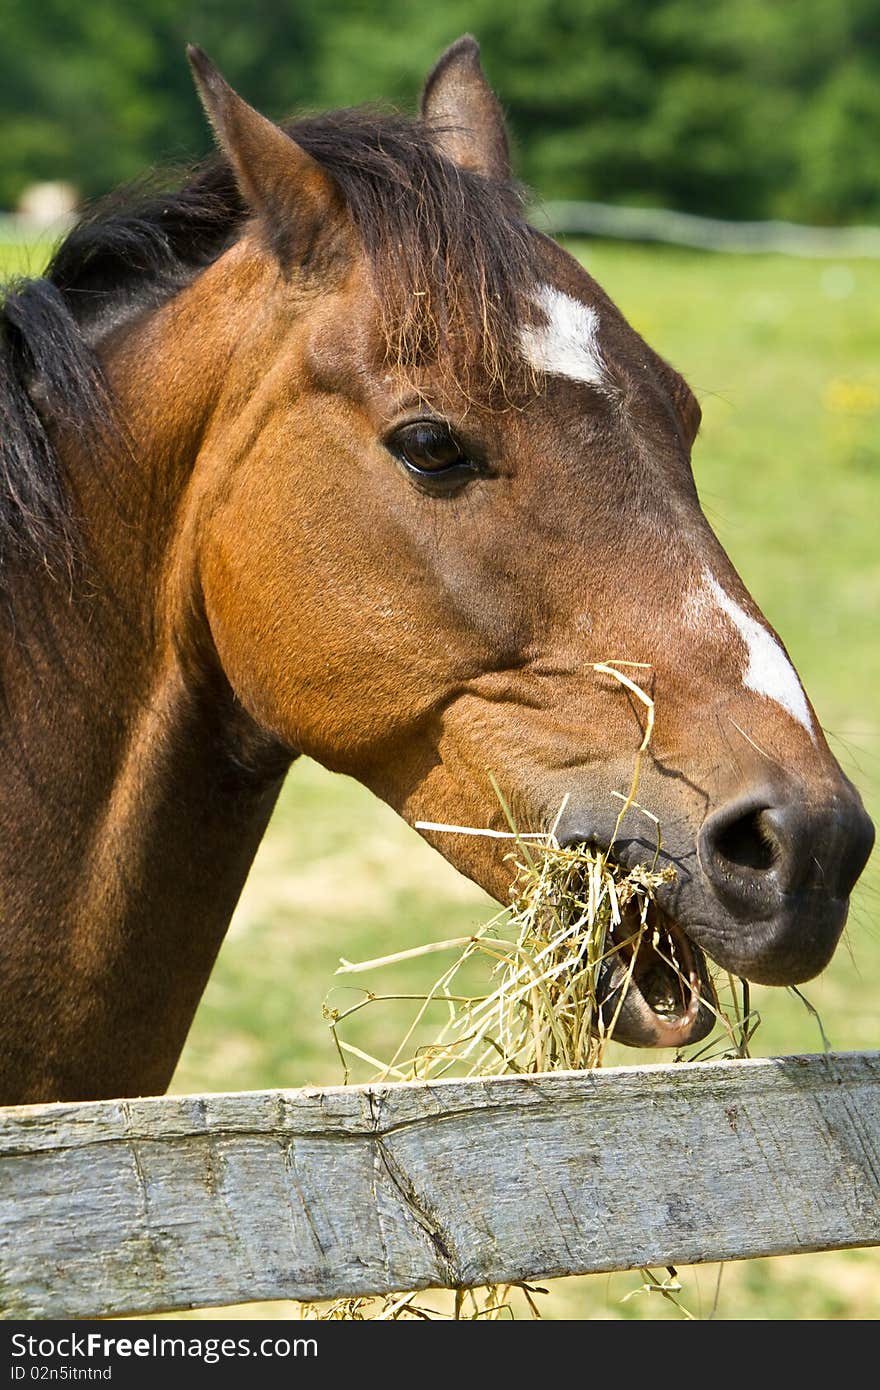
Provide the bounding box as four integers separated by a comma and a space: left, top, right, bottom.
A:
3, 237, 878, 1319
0, 232, 63, 280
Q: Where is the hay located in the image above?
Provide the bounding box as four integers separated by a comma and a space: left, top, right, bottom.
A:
298, 1284, 548, 1321
302, 665, 761, 1320
332, 839, 678, 1081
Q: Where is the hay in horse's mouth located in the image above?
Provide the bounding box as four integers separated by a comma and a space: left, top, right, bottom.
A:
336, 832, 731, 1072
599, 896, 717, 1048
492, 834, 720, 1054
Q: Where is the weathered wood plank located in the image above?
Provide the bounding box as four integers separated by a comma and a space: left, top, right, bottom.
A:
1, 1054, 878, 1319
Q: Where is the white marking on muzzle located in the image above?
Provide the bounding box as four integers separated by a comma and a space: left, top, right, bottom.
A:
519, 284, 607, 387
702, 572, 815, 738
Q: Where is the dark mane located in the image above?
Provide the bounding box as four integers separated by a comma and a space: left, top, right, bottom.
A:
0, 107, 541, 588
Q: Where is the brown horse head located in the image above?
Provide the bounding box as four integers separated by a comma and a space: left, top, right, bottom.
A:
184, 41, 872, 1046
0, 38, 872, 1101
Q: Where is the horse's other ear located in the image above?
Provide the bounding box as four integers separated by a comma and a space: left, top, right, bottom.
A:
420, 35, 510, 180
187, 45, 338, 267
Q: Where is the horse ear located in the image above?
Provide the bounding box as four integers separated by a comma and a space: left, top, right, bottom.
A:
420, 35, 510, 180
187, 45, 338, 266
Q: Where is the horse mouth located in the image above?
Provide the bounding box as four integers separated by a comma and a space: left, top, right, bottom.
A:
599, 898, 718, 1048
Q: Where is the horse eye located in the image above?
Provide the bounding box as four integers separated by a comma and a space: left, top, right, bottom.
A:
386, 421, 475, 486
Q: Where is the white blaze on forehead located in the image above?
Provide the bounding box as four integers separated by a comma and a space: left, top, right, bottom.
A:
699, 571, 815, 738
519, 284, 607, 387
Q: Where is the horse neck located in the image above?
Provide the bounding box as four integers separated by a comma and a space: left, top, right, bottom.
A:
0, 246, 290, 1103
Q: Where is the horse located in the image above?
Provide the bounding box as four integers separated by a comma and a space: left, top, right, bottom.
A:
0, 36, 872, 1104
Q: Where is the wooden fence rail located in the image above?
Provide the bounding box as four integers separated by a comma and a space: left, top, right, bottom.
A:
1, 1053, 878, 1320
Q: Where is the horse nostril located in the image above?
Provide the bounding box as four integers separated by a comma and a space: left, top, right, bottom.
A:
700, 789, 875, 921
699, 792, 799, 920
712, 806, 778, 874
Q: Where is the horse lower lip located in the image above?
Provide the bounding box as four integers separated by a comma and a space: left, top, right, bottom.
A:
600, 909, 718, 1048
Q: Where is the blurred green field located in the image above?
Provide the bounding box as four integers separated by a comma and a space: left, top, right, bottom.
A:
3, 237, 878, 1319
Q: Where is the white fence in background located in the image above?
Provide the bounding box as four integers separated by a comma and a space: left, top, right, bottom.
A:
533, 200, 880, 257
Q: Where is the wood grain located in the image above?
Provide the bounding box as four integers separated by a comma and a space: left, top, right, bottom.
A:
1, 1054, 878, 1319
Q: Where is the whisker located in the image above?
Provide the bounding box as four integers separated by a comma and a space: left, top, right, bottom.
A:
726, 717, 784, 769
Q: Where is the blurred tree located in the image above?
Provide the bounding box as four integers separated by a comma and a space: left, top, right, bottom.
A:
0, 0, 878, 222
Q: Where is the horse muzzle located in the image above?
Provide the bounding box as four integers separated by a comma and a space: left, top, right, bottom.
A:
556, 777, 874, 1047
692, 784, 875, 984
